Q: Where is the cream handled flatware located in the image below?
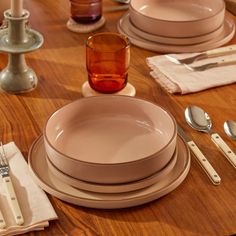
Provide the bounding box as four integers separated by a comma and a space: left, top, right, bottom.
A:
0, 208, 6, 229
165, 44, 236, 64
185, 106, 236, 169
184, 57, 236, 71
178, 125, 221, 185
0, 142, 24, 225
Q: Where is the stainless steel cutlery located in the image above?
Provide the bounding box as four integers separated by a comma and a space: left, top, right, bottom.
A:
185, 106, 236, 169
184, 57, 236, 71
178, 125, 221, 185
0, 142, 24, 226
166, 44, 236, 65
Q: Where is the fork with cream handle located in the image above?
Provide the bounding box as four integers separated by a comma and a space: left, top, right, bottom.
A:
165, 44, 236, 65
0, 142, 24, 225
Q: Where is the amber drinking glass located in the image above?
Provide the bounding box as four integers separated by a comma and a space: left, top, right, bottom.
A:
86, 32, 130, 93
70, 0, 102, 24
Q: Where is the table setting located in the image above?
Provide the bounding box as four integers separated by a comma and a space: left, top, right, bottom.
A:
0, 0, 235, 235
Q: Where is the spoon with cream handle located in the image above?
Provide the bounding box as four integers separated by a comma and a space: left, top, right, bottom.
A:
185, 105, 236, 169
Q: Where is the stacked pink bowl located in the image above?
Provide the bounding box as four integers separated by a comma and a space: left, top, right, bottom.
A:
44, 96, 177, 185
117, 0, 235, 53
129, 0, 225, 38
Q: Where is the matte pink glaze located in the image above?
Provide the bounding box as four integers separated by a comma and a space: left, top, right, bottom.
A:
44, 96, 177, 184
129, 0, 225, 37
29, 135, 190, 209
118, 12, 235, 53
46, 148, 178, 193
128, 14, 224, 46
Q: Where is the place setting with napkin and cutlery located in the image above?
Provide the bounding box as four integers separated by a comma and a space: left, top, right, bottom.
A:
0, 142, 58, 236
146, 44, 236, 94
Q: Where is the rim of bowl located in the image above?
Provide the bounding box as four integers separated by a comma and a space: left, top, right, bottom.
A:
129, 0, 225, 24
44, 95, 177, 166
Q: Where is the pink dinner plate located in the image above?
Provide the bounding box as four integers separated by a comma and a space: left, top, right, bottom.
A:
117, 12, 235, 53
28, 135, 190, 209
127, 13, 224, 46
46, 147, 178, 193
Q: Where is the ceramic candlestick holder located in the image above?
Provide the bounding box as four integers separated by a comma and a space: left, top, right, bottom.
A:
0, 9, 44, 94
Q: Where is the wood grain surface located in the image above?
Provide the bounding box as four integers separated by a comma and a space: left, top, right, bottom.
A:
0, 0, 236, 235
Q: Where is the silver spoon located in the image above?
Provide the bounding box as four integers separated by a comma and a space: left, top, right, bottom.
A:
224, 120, 236, 140
185, 105, 236, 169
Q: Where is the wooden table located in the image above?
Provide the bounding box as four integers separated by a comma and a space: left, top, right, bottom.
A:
0, 0, 236, 235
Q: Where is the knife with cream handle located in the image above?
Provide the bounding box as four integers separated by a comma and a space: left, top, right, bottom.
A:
178, 126, 221, 185
166, 44, 236, 64
0, 208, 6, 229
185, 57, 236, 71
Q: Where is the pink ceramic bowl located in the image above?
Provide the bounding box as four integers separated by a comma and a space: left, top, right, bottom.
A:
129, 0, 225, 38
44, 96, 177, 184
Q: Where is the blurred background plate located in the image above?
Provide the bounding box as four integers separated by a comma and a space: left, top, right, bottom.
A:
126, 13, 224, 45
129, 0, 225, 37
118, 12, 235, 53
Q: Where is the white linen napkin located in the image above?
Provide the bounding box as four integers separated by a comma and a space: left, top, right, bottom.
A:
0, 142, 58, 236
146, 53, 236, 94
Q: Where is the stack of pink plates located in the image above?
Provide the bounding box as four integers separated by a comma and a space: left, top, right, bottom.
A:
28, 96, 190, 209
117, 0, 235, 53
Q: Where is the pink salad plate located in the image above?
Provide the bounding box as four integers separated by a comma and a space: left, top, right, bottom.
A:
28, 135, 191, 209
46, 147, 178, 194
118, 12, 235, 53
127, 13, 224, 46
129, 0, 225, 38
44, 96, 177, 184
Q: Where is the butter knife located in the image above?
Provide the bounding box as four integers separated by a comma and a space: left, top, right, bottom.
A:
178, 126, 221, 185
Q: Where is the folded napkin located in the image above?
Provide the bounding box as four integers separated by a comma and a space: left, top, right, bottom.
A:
146, 53, 236, 94
0, 142, 58, 236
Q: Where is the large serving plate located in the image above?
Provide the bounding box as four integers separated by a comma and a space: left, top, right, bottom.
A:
118, 12, 235, 53
28, 135, 190, 209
